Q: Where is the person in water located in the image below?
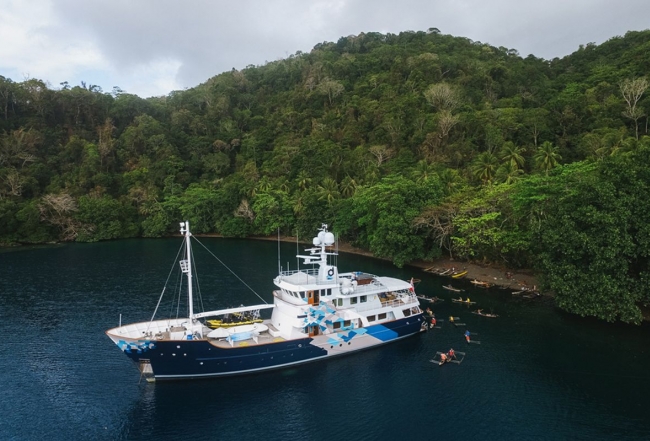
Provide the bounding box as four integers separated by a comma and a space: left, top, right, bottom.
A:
430, 316, 437, 329
465, 330, 471, 343
466, 298, 471, 303
439, 353, 448, 365
448, 348, 455, 359
449, 316, 455, 323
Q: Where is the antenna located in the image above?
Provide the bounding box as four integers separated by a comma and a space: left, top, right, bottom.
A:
296, 230, 300, 272
277, 227, 281, 274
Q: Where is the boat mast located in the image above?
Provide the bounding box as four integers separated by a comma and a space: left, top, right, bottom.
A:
180, 221, 194, 320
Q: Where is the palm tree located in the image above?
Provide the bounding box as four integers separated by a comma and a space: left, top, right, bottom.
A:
317, 178, 340, 205
534, 141, 562, 175
471, 151, 499, 184
412, 160, 434, 183
496, 162, 524, 184
498, 141, 525, 170
295, 170, 312, 192
339, 175, 358, 198
253, 176, 273, 196
438, 168, 464, 194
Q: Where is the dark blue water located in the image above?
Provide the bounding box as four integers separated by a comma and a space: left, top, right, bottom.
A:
1, 237, 649, 441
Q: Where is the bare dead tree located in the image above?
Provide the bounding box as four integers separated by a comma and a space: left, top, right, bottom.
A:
5, 168, 23, 196
234, 199, 255, 221
423, 82, 461, 111
437, 110, 460, 139
369, 144, 395, 167
317, 78, 345, 106
413, 202, 460, 258
620, 77, 648, 140
39, 193, 80, 241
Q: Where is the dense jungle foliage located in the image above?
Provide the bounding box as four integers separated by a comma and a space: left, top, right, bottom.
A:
2, 28, 650, 323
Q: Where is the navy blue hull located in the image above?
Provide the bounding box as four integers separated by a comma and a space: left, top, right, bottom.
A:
123, 315, 425, 380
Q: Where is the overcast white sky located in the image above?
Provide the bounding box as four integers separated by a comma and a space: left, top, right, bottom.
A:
1, 0, 648, 98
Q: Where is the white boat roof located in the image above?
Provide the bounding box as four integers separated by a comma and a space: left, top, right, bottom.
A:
283, 271, 317, 285
374, 276, 410, 290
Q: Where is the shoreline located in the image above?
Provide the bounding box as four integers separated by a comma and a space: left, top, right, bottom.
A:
243, 234, 539, 292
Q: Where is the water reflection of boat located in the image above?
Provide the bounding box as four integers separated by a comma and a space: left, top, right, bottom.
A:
106, 222, 426, 381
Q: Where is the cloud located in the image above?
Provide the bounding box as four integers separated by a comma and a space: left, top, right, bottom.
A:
1, 0, 649, 97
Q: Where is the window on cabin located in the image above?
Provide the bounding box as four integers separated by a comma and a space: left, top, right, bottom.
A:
344, 320, 351, 327
333, 322, 341, 330
360, 295, 367, 303
368, 315, 376, 322
378, 313, 387, 320
351, 297, 358, 304
336, 298, 343, 307
403, 309, 411, 317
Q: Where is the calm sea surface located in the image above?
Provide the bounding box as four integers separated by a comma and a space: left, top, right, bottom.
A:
1, 237, 649, 441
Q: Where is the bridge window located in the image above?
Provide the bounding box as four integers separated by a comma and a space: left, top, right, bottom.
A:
360, 295, 367, 303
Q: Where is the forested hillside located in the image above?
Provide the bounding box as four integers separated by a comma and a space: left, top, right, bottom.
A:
2, 28, 650, 323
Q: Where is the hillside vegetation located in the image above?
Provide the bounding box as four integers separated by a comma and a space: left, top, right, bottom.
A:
2, 28, 650, 323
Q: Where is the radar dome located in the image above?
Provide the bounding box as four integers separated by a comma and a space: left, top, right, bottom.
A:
324, 232, 335, 245
313, 237, 321, 246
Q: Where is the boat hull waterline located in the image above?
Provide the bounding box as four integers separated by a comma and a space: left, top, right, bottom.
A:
111, 318, 423, 380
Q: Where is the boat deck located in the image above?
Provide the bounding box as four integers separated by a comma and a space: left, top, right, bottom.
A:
206, 331, 286, 348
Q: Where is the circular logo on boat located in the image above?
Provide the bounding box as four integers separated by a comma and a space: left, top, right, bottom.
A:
328, 268, 334, 276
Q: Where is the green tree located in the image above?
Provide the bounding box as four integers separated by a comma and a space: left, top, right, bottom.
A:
498, 141, 525, 170
471, 152, 499, 184
337, 175, 444, 266
533, 141, 561, 175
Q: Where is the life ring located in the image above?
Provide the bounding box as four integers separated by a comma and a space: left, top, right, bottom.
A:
328, 268, 334, 277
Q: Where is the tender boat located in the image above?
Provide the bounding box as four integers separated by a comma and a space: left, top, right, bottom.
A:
451, 270, 468, 279
106, 222, 427, 381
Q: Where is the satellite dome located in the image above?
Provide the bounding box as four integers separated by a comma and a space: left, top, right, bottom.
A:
324, 232, 335, 245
